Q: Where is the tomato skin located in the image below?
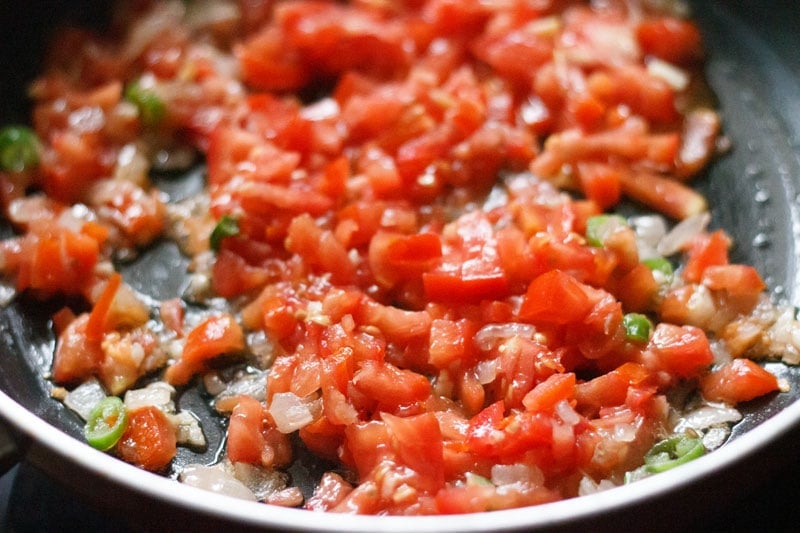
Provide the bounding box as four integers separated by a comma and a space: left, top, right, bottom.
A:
701, 359, 779, 404
165, 313, 245, 386
519, 270, 594, 325
117, 406, 177, 473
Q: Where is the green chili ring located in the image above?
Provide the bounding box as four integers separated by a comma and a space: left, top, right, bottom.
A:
84, 396, 129, 451
0, 125, 41, 172
644, 435, 706, 474
210, 214, 240, 251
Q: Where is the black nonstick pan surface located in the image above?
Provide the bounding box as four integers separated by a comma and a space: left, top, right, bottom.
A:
1, 1, 800, 531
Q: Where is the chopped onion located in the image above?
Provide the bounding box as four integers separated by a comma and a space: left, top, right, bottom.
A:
646, 57, 690, 91
268, 392, 320, 433
630, 214, 668, 259
657, 212, 710, 257
612, 422, 637, 443
213, 369, 268, 412
64, 378, 107, 420
702, 425, 731, 451
179, 464, 257, 501
300, 97, 340, 121
168, 410, 206, 448
113, 143, 150, 186
475, 323, 538, 351
555, 399, 581, 427
491, 463, 544, 487
232, 462, 290, 502
123, 2, 184, 60
0, 279, 16, 307
185, 0, 240, 32
578, 476, 616, 496
124, 381, 176, 413
474, 359, 498, 385
674, 403, 742, 432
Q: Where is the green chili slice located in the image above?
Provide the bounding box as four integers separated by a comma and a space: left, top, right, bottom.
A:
623, 313, 652, 343
0, 125, 40, 172
124, 81, 166, 127
644, 435, 705, 474
210, 214, 240, 251
585, 214, 627, 247
642, 257, 674, 278
84, 396, 128, 451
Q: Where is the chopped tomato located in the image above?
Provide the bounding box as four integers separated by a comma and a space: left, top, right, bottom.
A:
701, 359, 780, 404
701, 264, 766, 296
352, 360, 431, 408
682, 230, 730, 283
165, 313, 246, 386
227, 395, 267, 465
52, 314, 104, 384
381, 412, 445, 493
519, 270, 594, 325
645, 323, 714, 379
522, 373, 576, 413
636, 17, 703, 65
117, 406, 177, 472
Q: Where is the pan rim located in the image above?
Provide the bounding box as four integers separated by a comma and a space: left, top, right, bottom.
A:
3, 387, 800, 531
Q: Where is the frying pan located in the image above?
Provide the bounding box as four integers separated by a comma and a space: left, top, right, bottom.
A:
1, 0, 800, 531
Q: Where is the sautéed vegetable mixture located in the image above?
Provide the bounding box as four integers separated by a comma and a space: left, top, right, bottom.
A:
1, 0, 798, 515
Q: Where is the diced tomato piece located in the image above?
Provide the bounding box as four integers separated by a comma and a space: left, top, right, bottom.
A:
117, 406, 177, 472
382, 412, 445, 493
519, 270, 594, 325
86, 273, 122, 342
636, 17, 703, 65
646, 323, 714, 378
701, 359, 779, 404
701, 264, 766, 295
466, 401, 505, 457
52, 313, 104, 384
428, 318, 476, 369
165, 313, 245, 385
576, 162, 621, 210
435, 484, 494, 514
682, 230, 730, 283
423, 266, 510, 305
343, 420, 392, 477
236, 28, 310, 91
352, 360, 431, 407
614, 263, 659, 313
369, 231, 442, 288
226, 395, 266, 465
356, 298, 432, 343
305, 472, 353, 512
286, 214, 356, 285
522, 373, 576, 413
